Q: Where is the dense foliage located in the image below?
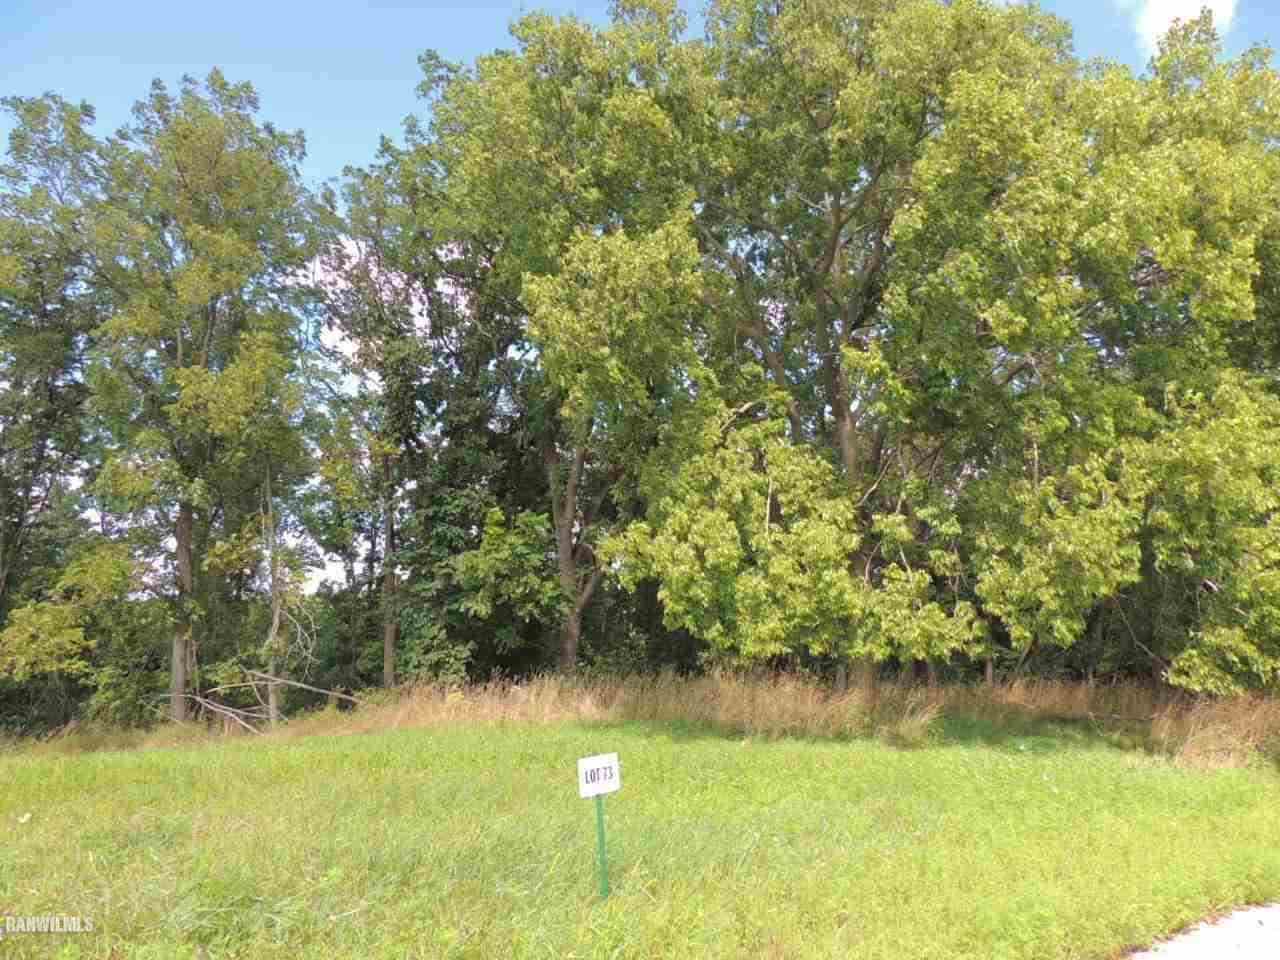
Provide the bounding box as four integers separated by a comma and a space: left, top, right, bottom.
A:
3, 0, 1280, 730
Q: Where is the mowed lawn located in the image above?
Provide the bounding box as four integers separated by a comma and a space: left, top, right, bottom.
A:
2, 721, 1278, 959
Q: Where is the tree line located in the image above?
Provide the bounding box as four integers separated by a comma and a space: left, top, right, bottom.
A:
3, 0, 1280, 731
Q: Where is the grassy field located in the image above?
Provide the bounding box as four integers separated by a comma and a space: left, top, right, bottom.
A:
2, 678, 1279, 959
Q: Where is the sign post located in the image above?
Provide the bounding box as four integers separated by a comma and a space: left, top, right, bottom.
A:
577, 752, 621, 898
594, 794, 609, 898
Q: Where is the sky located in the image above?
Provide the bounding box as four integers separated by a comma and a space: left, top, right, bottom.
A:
4, 0, 1280, 191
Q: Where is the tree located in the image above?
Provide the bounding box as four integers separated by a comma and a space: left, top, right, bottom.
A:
413, 1, 711, 670
0, 95, 101, 622
88, 71, 320, 720
602, 1, 1280, 695
5, 1, 1280, 730
315, 166, 429, 688
603, 0, 1082, 676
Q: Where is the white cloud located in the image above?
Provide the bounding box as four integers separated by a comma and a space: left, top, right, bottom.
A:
1117, 0, 1238, 56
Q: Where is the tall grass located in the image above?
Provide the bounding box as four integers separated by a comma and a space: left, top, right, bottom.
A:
4, 689, 1279, 959
293, 672, 1280, 764
31, 672, 1278, 768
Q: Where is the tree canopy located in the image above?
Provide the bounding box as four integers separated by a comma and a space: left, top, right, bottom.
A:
3, 0, 1280, 730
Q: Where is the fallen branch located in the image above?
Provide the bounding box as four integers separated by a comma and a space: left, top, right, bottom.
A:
201, 681, 262, 696
188, 696, 264, 736
245, 671, 364, 704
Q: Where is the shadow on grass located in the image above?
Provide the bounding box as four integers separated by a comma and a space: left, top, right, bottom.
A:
933, 711, 1152, 755
582, 709, 1151, 760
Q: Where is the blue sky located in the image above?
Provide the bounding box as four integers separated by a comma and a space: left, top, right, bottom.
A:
4, 0, 1279, 188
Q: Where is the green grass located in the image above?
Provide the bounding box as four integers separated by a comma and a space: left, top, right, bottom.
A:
2, 719, 1278, 959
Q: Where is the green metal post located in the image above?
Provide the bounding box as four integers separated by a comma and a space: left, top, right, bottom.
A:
594, 793, 610, 897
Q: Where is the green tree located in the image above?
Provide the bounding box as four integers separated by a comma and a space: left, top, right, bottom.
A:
88, 71, 320, 719
414, 1, 712, 670
0, 95, 101, 622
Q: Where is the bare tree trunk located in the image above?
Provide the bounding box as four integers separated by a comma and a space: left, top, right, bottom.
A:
832, 364, 883, 697
984, 655, 995, 686
382, 605, 398, 687
267, 656, 282, 728
852, 657, 876, 694
263, 480, 284, 728
554, 507, 579, 671
0, 546, 10, 619
833, 367, 859, 481
171, 500, 196, 721
381, 457, 398, 688
559, 615, 581, 673
545, 439, 605, 673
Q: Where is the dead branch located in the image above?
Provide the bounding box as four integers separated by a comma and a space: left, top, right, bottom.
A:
245, 671, 364, 704
188, 696, 264, 735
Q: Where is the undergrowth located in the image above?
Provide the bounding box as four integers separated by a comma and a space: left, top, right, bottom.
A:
20, 673, 1280, 769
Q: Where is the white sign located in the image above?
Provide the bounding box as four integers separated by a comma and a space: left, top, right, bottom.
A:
577, 752, 621, 798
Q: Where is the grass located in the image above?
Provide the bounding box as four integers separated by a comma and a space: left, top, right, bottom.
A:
2, 675, 1279, 958
23, 672, 1280, 767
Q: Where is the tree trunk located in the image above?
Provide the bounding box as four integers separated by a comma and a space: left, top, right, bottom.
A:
0, 555, 10, 621
172, 500, 195, 722
263, 477, 284, 727
267, 656, 282, 728
555, 563, 602, 673
381, 457, 398, 688
830, 359, 882, 697
833, 367, 859, 480
984, 655, 995, 686
554, 515, 579, 671
382, 612, 398, 688
852, 656, 877, 693
546, 441, 601, 674
0, 516, 12, 615
559, 613, 581, 673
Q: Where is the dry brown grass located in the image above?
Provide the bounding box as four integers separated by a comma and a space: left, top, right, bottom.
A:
262, 671, 1280, 766
1151, 693, 1280, 767
264, 672, 946, 746
12, 672, 1280, 767
934, 676, 1280, 766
